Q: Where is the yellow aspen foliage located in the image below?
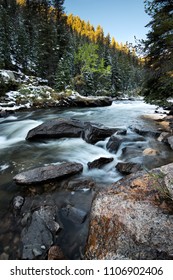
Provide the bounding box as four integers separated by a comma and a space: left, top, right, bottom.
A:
16, 0, 26, 5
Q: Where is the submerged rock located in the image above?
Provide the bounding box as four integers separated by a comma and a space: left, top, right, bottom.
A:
61, 205, 87, 224
116, 162, 142, 175
133, 127, 160, 138
13, 162, 83, 185
143, 148, 160, 156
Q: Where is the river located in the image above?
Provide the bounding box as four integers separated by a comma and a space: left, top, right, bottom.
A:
1, 100, 173, 207
1, 100, 173, 259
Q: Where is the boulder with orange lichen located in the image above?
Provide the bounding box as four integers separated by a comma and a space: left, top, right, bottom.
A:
84, 164, 173, 260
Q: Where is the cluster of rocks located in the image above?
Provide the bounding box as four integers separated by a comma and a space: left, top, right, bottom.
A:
83, 113, 173, 260
26, 117, 160, 175
1, 175, 95, 260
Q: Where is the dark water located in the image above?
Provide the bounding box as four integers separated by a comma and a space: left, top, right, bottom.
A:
0, 100, 173, 259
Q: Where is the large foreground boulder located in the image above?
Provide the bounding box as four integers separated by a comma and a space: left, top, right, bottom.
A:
13, 162, 83, 185
85, 163, 173, 260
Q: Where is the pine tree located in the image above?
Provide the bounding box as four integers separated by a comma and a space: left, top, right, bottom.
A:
0, 0, 17, 69
143, 0, 173, 105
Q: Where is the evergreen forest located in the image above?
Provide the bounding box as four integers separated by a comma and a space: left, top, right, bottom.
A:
0, 0, 172, 104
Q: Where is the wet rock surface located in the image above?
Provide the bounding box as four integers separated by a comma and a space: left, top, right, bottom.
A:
87, 157, 114, 169
1, 178, 95, 260
26, 118, 85, 140
21, 206, 56, 259
132, 127, 161, 138
82, 123, 118, 144
61, 205, 87, 224
116, 162, 142, 175
13, 162, 83, 185
26, 117, 125, 146
167, 136, 173, 150
106, 135, 124, 153
143, 148, 159, 156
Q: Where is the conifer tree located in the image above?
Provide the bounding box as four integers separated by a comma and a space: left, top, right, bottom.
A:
143, 0, 173, 105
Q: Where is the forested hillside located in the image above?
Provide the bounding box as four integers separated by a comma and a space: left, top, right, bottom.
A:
0, 0, 144, 97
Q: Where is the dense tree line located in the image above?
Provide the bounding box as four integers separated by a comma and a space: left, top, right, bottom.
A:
143, 0, 173, 106
0, 0, 144, 97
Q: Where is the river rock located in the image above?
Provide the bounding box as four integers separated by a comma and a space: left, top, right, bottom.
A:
159, 163, 173, 200
68, 95, 112, 107
0, 110, 9, 118
82, 123, 118, 144
133, 127, 161, 137
84, 164, 173, 260
157, 132, 170, 142
87, 157, 114, 169
62, 178, 96, 191
0, 252, 9, 260
106, 135, 123, 153
12, 196, 25, 210
61, 205, 87, 224
26, 118, 85, 140
48, 245, 66, 260
116, 162, 142, 175
13, 162, 83, 185
21, 206, 57, 259
167, 136, 173, 150
143, 148, 159, 156
121, 146, 143, 158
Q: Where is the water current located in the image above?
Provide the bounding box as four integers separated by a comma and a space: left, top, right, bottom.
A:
1, 100, 173, 213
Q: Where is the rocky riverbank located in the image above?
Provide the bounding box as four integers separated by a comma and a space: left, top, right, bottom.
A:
1, 111, 173, 260
83, 112, 173, 260
0, 70, 112, 118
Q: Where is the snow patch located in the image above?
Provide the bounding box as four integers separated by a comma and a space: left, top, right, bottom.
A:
0, 164, 9, 172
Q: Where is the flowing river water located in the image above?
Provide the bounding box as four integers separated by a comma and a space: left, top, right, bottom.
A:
1, 100, 173, 259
